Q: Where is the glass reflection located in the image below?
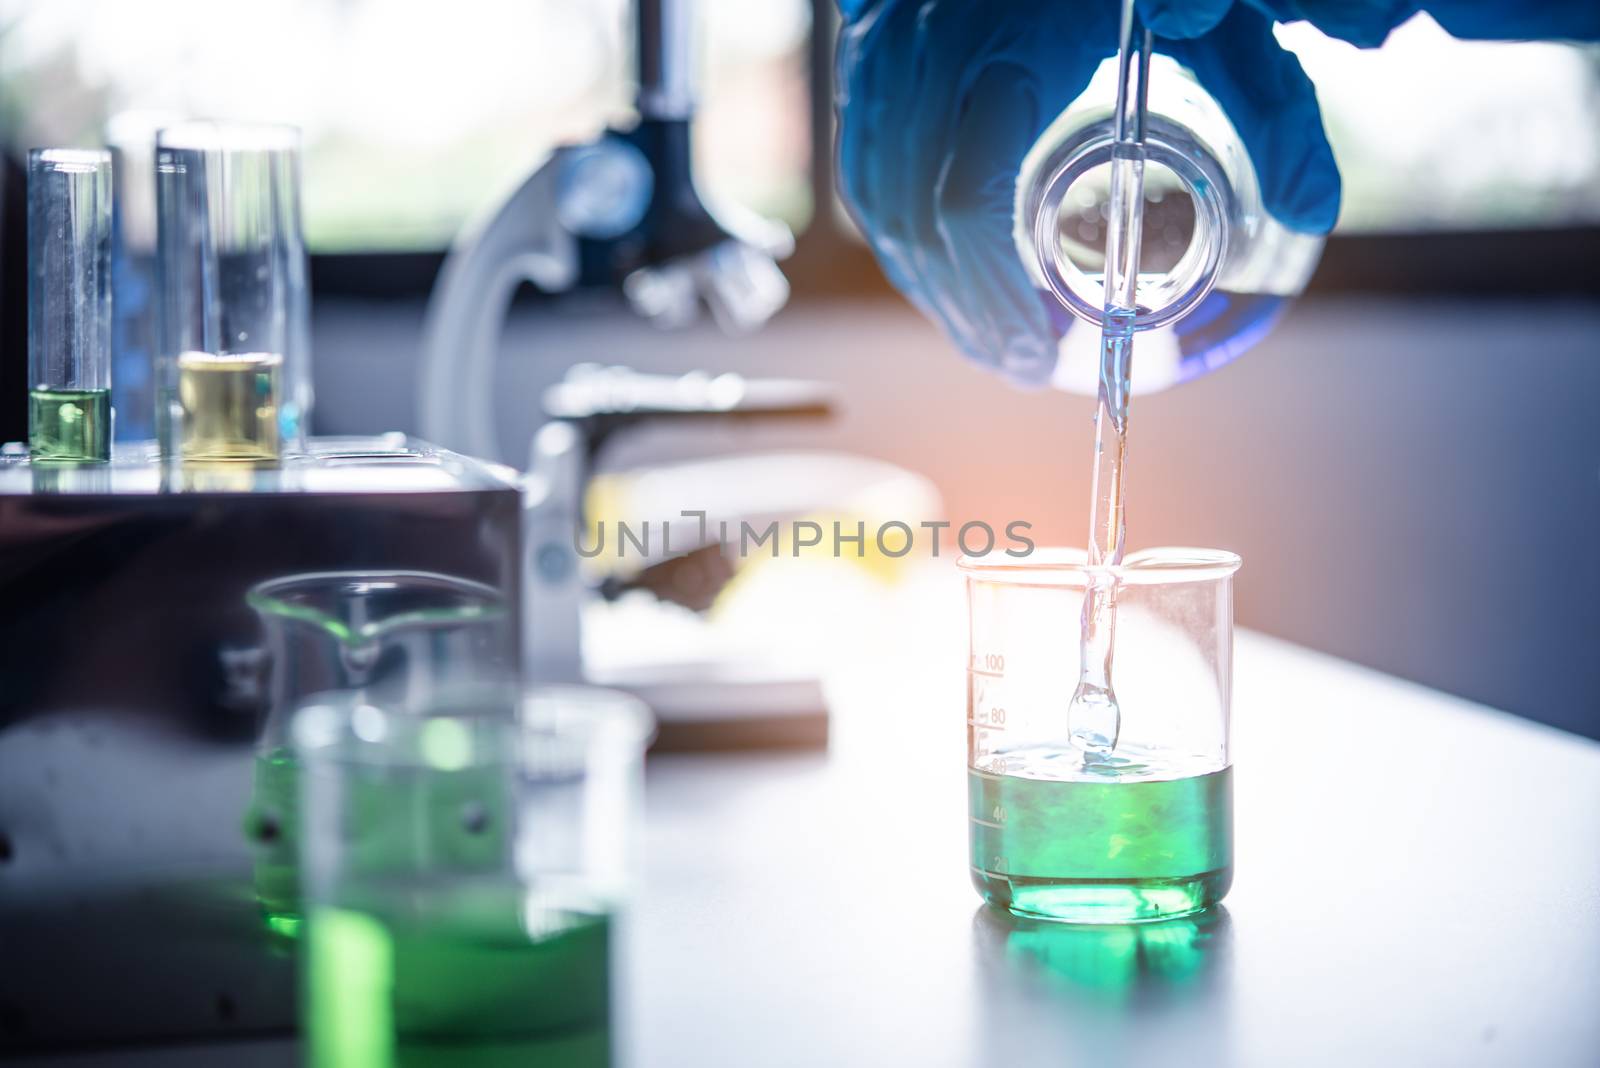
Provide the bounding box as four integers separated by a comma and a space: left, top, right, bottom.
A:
972, 906, 1233, 1062
981, 906, 1228, 1000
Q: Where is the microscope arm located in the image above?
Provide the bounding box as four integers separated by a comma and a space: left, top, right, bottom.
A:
417, 158, 578, 460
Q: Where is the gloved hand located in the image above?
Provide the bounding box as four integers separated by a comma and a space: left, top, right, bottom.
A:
835, 0, 1600, 386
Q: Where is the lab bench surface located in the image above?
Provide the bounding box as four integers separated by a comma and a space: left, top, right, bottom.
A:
14, 607, 1600, 1066
627, 629, 1600, 1067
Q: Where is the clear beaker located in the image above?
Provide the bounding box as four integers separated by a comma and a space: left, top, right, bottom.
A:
248, 570, 516, 718
243, 571, 516, 933
292, 686, 653, 1068
960, 547, 1239, 924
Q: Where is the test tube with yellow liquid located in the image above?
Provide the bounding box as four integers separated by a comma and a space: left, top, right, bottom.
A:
156, 123, 311, 467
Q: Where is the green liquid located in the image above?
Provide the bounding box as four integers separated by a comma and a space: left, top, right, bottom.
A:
246, 749, 301, 935
969, 765, 1232, 923
244, 749, 512, 938
306, 894, 611, 1068
29, 387, 111, 462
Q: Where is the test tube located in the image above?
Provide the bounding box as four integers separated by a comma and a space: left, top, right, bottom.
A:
106, 111, 182, 445
28, 149, 113, 464
155, 122, 311, 465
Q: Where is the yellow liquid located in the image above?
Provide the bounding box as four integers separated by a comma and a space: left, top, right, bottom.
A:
178, 351, 282, 463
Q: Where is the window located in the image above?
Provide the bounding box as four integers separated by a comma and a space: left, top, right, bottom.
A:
3, 4, 1590, 251
1277, 15, 1600, 231
0, 0, 812, 250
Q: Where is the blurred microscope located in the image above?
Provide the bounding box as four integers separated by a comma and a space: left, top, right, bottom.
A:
421, 0, 908, 747
419, 0, 795, 459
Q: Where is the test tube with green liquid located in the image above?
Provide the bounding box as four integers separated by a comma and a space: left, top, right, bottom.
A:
28, 149, 113, 463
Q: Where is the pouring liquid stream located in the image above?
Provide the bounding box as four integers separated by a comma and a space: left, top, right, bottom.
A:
1067, 8, 1152, 767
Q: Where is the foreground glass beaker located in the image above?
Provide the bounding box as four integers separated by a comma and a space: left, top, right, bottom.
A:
294, 687, 653, 1068
244, 571, 515, 934
960, 548, 1239, 924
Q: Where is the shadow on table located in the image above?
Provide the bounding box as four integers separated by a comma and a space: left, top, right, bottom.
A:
971, 906, 1234, 1064
1, 873, 297, 1053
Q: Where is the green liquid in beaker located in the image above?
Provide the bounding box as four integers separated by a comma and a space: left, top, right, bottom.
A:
244, 748, 511, 939
246, 749, 301, 937
29, 387, 111, 463
306, 895, 611, 1068
969, 765, 1232, 923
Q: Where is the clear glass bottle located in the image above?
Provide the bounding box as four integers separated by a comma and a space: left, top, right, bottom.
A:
28, 149, 114, 464
1016, 55, 1324, 394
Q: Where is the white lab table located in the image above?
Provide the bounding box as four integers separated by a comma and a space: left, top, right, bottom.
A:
627, 571, 1600, 1067
18, 567, 1600, 1066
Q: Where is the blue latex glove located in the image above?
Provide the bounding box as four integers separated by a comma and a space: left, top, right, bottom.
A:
836, 0, 1600, 386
